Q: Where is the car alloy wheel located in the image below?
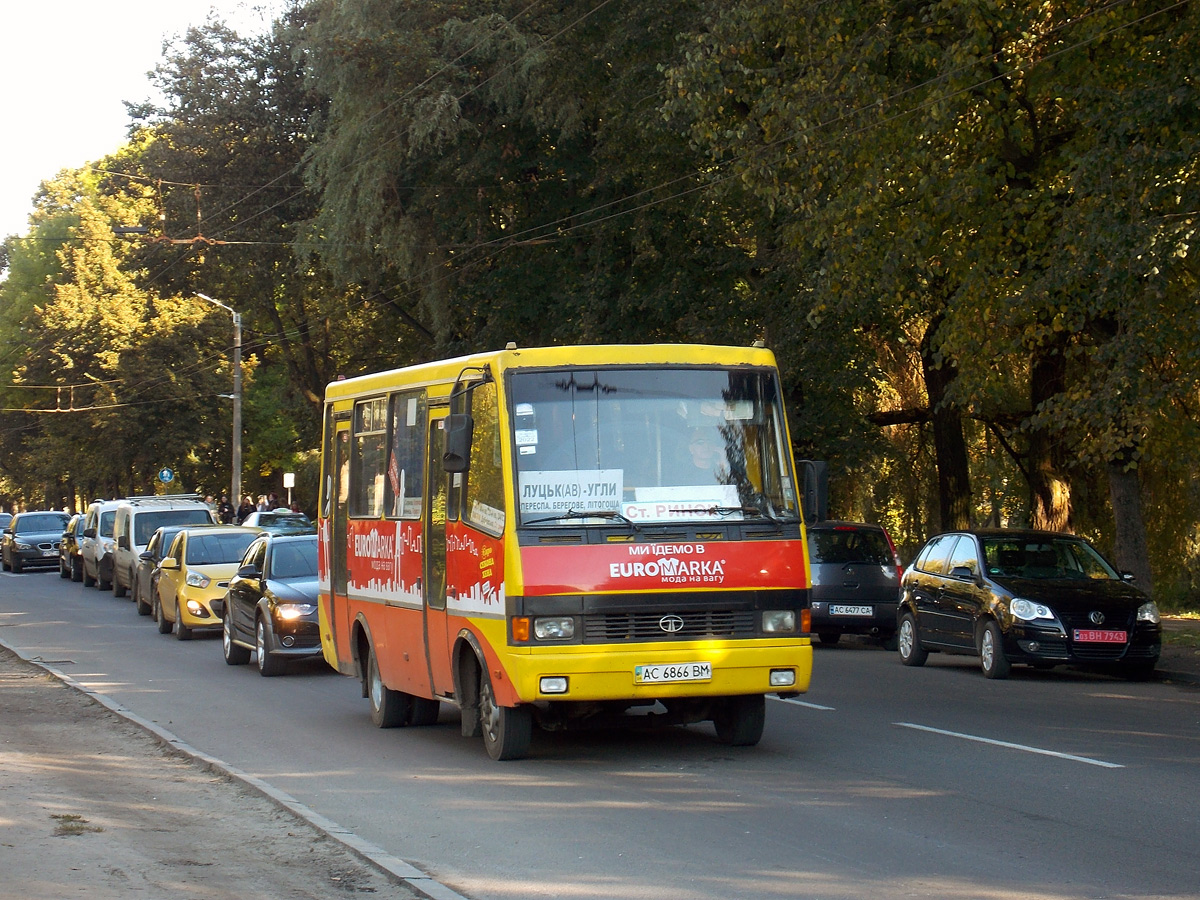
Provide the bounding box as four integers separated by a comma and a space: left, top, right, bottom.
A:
979, 620, 1011, 679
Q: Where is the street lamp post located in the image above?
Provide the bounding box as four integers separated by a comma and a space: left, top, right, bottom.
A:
195, 293, 242, 506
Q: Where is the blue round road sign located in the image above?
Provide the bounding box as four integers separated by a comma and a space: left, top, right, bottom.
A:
158, 467, 174, 484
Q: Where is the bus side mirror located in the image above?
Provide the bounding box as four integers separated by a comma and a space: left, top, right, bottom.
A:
443, 413, 473, 473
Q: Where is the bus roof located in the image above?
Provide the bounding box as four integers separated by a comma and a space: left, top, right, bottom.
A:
324, 343, 779, 403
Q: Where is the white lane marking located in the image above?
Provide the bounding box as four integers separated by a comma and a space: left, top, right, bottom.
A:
896, 722, 1124, 768
771, 695, 836, 711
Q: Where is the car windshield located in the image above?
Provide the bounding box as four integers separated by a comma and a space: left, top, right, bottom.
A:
982, 536, 1120, 580
17, 514, 70, 533
270, 540, 318, 579
510, 366, 798, 525
185, 532, 259, 566
256, 513, 312, 532
809, 527, 893, 565
134, 509, 213, 545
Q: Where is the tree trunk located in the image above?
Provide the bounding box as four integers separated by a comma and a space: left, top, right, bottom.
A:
921, 318, 972, 531
1107, 453, 1153, 595
1027, 343, 1072, 532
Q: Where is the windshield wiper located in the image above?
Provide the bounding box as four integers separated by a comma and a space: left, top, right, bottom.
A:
522, 509, 641, 532
689, 505, 785, 529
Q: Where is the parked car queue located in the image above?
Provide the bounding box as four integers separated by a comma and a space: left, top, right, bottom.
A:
3, 505, 1162, 681
3, 499, 322, 678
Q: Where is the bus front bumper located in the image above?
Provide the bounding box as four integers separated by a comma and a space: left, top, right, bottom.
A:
502, 639, 812, 704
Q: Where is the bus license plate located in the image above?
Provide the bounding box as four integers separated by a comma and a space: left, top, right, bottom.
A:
1073, 629, 1127, 643
635, 662, 713, 684
831, 605, 872, 616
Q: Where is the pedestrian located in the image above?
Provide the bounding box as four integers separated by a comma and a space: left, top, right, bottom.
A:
256, 494, 269, 512
216, 494, 235, 524
267, 491, 280, 510
236, 494, 255, 524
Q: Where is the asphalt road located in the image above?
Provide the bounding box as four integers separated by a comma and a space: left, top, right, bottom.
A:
3, 568, 1199, 900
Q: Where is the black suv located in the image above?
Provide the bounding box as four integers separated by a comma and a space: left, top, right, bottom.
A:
897, 529, 1161, 679
2, 511, 71, 573
807, 521, 902, 647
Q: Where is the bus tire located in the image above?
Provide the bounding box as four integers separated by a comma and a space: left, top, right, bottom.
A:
410, 697, 441, 726
368, 649, 411, 728
713, 694, 765, 746
479, 669, 531, 761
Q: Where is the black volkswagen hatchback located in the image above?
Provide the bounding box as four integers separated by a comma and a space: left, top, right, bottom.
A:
897, 529, 1161, 679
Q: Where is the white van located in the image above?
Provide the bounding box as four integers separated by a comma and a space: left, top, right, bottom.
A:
111, 494, 217, 598
81, 500, 122, 590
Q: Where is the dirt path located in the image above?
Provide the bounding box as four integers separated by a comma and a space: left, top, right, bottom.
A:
0, 646, 429, 900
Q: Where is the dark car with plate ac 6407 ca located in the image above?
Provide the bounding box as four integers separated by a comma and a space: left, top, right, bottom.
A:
807, 521, 902, 648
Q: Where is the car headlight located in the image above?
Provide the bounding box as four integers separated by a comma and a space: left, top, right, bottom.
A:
1010, 598, 1056, 622
185, 571, 211, 588
762, 610, 797, 633
1137, 601, 1161, 624
533, 617, 575, 640
13, 541, 32, 551
276, 603, 316, 621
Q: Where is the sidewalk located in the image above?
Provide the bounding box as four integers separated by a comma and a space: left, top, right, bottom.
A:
0, 642, 464, 900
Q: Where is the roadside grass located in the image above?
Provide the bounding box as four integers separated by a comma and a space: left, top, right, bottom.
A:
51, 814, 103, 837
1162, 612, 1200, 648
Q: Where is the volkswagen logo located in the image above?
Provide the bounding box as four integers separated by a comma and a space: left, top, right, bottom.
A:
1089, 611, 1106, 625
659, 615, 685, 634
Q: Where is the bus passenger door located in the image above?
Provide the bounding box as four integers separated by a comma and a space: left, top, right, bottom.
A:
324, 422, 355, 675
422, 417, 456, 696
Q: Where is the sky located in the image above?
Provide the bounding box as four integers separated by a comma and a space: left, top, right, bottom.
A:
0, 1, 287, 242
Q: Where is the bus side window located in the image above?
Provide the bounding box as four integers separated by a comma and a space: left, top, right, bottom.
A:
465, 381, 505, 536
386, 391, 426, 519
350, 397, 387, 518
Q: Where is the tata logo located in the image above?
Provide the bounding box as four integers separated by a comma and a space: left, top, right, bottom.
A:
659, 615, 685, 634
1088, 611, 1106, 625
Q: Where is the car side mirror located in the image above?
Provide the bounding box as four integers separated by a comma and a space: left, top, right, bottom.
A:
84, 527, 97, 538
159, 558, 179, 570
139, 550, 153, 560
237, 563, 262, 579
950, 565, 976, 581
118, 536, 130, 550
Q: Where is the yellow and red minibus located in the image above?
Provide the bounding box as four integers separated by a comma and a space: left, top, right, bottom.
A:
317, 343, 812, 759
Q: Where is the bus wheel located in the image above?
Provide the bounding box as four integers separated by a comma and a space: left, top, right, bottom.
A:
368, 649, 411, 728
479, 670, 531, 761
410, 697, 441, 727
713, 694, 765, 746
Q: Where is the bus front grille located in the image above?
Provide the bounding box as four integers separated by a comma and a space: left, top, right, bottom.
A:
583, 610, 757, 643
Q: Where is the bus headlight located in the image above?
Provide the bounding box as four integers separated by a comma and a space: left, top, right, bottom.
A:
534, 617, 575, 640
761, 610, 796, 633
540, 676, 569, 694
770, 669, 796, 687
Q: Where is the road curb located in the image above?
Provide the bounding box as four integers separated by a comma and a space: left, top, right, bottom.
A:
0, 636, 472, 900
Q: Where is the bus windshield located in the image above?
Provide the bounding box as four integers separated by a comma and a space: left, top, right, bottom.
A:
510, 366, 799, 525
